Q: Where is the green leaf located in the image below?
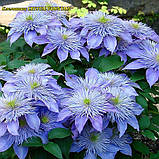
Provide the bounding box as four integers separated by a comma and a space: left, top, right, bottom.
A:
139, 115, 150, 129
31, 58, 48, 64
93, 55, 124, 72
142, 130, 156, 140
43, 142, 63, 159
8, 59, 26, 69
136, 95, 148, 108
48, 128, 71, 140
0, 54, 7, 65
130, 72, 145, 82
23, 137, 43, 147
55, 137, 73, 159
47, 56, 56, 68
151, 115, 159, 125
133, 141, 150, 155
64, 64, 77, 74
139, 92, 156, 103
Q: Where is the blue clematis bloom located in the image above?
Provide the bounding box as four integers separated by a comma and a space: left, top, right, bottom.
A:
70, 125, 132, 159
57, 68, 116, 133
80, 11, 129, 52
8, 11, 53, 46
0, 92, 40, 136
124, 20, 159, 42
105, 87, 143, 137
34, 27, 89, 62
124, 40, 159, 87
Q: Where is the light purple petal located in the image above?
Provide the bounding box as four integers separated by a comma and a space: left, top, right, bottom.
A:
80, 27, 89, 37
117, 121, 127, 137
117, 51, 127, 63
70, 50, 81, 61
10, 32, 22, 46
99, 48, 109, 57
0, 123, 7, 137
123, 60, 145, 70
132, 103, 144, 115
146, 68, 159, 87
150, 31, 159, 43
57, 108, 72, 122
13, 145, 28, 159
90, 116, 103, 132
0, 135, 13, 152
85, 68, 99, 81
75, 116, 88, 133
33, 35, 49, 44
84, 152, 96, 159
24, 31, 37, 47
98, 152, 117, 159
42, 44, 57, 57
43, 98, 59, 113
70, 143, 84, 152
120, 144, 132, 156
7, 120, 19, 136
57, 47, 68, 62
120, 32, 132, 43
104, 36, 117, 52
87, 33, 103, 49
80, 47, 89, 61
25, 114, 40, 131
126, 44, 143, 58
127, 116, 139, 131
35, 26, 47, 35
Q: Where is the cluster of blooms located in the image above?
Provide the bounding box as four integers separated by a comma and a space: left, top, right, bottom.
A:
0, 63, 143, 159
1, 0, 159, 158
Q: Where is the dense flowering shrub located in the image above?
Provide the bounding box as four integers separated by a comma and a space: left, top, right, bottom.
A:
0, 0, 159, 159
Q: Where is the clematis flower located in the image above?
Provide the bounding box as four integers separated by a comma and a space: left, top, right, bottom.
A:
38, 107, 64, 132
29, 0, 70, 27
70, 126, 132, 159
105, 87, 143, 137
0, 92, 41, 137
15, 63, 62, 77
124, 40, 159, 87
0, 116, 45, 159
8, 11, 53, 46
98, 71, 140, 96
57, 69, 116, 133
2, 75, 61, 113
124, 20, 159, 42
34, 27, 89, 62
81, 11, 128, 52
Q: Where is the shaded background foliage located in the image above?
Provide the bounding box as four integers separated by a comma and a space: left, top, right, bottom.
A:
0, 0, 159, 159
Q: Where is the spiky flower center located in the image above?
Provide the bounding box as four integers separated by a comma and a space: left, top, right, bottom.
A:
90, 133, 99, 142
111, 96, 119, 105
28, 69, 36, 74
62, 34, 68, 40
156, 54, 159, 62
83, 98, 91, 106
19, 119, 27, 127
98, 16, 110, 23
26, 15, 33, 21
131, 23, 139, 29
7, 99, 17, 108
30, 81, 40, 89
41, 116, 49, 123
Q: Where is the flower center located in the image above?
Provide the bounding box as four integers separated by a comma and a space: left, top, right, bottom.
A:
111, 96, 119, 105
7, 99, 17, 108
41, 116, 49, 123
90, 133, 99, 142
28, 69, 36, 74
156, 54, 159, 62
98, 16, 110, 23
62, 34, 68, 40
131, 23, 139, 29
30, 81, 40, 89
26, 15, 33, 21
83, 98, 91, 105
19, 119, 27, 127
